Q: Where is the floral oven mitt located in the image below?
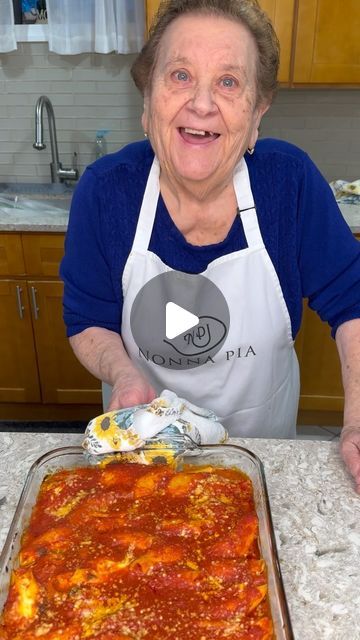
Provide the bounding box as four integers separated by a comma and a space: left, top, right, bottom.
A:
82, 389, 228, 455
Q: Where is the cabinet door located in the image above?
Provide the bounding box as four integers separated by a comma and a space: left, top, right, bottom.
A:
0, 280, 41, 402
295, 303, 344, 412
146, 0, 160, 31
259, 0, 295, 83
145, 1, 295, 83
0, 234, 25, 275
22, 233, 65, 277
293, 0, 360, 83
146, 0, 295, 83
28, 280, 102, 404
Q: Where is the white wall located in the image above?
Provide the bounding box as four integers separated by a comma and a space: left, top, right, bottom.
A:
0, 43, 360, 184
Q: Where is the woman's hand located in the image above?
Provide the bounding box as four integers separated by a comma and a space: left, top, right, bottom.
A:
107, 364, 157, 411
69, 327, 157, 411
339, 426, 360, 494
335, 319, 360, 493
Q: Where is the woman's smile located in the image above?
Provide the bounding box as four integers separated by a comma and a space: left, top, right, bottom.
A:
178, 127, 221, 144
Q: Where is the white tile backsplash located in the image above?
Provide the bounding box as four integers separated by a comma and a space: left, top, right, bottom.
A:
0, 43, 360, 184
261, 89, 360, 182
0, 45, 144, 183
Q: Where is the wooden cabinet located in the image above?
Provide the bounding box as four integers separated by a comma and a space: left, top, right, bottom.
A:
0, 234, 25, 275
258, 0, 295, 83
0, 233, 102, 420
145, 0, 360, 86
295, 304, 344, 425
293, 0, 360, 84
28, 280, 101, 405
146, 0, 160, 32
22, 234, 65, 277
145, 0, 295, 83
0, 280, 41, 403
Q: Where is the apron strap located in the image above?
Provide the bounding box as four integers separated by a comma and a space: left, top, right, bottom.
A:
132, 155, 264, 251
239, 208, 264, 248
233, 158, 264, 249
132, 157, 160, 252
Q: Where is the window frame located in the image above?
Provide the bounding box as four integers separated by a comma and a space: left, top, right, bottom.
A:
15, 24, 48, 42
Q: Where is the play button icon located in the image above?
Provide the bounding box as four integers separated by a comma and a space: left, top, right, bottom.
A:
166, 302, 199, 339
130, 271, 230, 370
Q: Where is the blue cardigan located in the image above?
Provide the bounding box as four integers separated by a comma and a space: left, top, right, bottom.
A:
60, 138, 360, 340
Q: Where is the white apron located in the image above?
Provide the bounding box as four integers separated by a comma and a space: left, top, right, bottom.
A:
104, 156, 299, 438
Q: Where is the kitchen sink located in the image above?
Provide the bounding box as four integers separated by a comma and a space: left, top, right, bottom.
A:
0, 182, 74, 215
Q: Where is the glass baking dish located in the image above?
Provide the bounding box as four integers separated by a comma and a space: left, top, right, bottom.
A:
0, 440, 294, 639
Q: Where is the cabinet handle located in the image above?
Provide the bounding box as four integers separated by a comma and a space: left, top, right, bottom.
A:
31, 286, 39, 320
15, 285, 24, 319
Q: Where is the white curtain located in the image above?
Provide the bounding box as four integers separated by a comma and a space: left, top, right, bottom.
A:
46, 0, 145, 55
0, 0, 17, 52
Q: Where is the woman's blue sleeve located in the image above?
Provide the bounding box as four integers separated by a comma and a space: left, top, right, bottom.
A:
297, 155, 360, 336
60, 167, 122, 337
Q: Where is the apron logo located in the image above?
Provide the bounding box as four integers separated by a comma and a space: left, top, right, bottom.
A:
138, 348, 215, 367
138, 344, 256, 367
226, 346, 256, 359
164, 316, 227, 356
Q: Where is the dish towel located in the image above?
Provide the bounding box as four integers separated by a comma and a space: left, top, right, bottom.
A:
330, 179, 360, 203
82, 389, 228, 456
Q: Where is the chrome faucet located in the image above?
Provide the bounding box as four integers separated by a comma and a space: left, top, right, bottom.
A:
33, 95, 78, 184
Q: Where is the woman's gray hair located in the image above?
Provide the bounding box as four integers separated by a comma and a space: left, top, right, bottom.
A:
131, 0, 279, 106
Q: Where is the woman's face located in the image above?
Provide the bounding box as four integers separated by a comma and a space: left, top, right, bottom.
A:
142, 13, 269, 193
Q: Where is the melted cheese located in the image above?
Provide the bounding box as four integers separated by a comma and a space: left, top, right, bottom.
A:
13, 570, 39, 620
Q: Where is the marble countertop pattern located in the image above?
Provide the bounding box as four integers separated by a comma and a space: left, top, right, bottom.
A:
0, 195, 359, 234
0, 207, 69, 232
0, 182, 72, 232
0, 433, 359, 639
338, 202, 360, 233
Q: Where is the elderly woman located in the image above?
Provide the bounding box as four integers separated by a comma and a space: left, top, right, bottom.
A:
60, 0, 360, 491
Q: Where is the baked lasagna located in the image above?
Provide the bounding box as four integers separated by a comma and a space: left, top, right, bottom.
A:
0, 461, 274, 639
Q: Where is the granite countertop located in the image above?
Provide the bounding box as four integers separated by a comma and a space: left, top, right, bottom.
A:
337, 202, 360, 233
0, 184, 359, 234
0, 207, 70, 232
0, 182, 73, 232
0, 433, 359, 639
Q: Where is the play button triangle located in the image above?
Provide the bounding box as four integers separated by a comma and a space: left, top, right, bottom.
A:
165, 302, 199, 340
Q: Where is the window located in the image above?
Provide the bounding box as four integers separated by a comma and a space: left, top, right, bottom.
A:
13, 0, 47, 24
13, 0, 48, 41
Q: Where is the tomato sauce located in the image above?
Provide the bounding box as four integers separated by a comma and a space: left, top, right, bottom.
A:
0, 462, 274, 639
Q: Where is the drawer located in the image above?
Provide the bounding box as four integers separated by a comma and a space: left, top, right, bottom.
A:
22, 233, 65, 276
0, 234, 25, 275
